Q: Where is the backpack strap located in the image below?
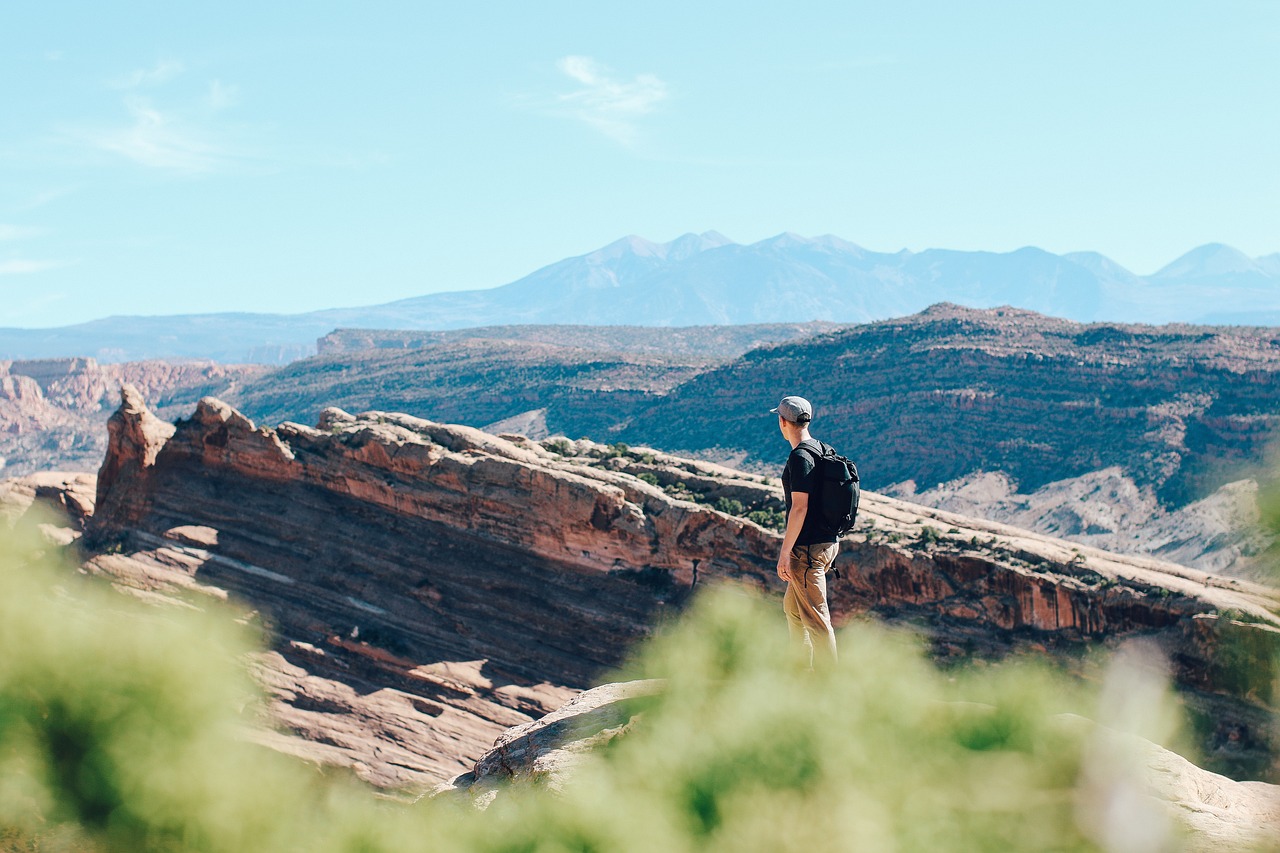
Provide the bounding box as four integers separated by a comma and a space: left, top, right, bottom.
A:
794, 438, 827, 461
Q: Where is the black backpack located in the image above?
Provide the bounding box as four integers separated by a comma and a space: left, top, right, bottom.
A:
796, 439, 861, 538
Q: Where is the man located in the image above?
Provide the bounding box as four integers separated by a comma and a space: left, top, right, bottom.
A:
773, 394, 839, 669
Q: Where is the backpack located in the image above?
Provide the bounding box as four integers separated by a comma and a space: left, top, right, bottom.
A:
795, 439, 861, 538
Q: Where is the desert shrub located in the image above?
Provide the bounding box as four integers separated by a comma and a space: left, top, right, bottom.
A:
544, 438, 573, 456
636, 472, 660, 486
918, 525, 942, 546
712, 498, 744, 516
0, 518, 380, 853
744, 508, 786, 531
663, 481, 695, 501
600, 442, 631, 459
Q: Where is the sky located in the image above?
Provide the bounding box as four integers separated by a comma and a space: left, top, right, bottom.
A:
2, 1, 1277, 328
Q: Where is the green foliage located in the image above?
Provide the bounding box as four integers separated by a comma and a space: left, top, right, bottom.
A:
0, 521, 340, 852
918, 525, 942, 546
662, 481, 695, 501
544, 438, 573, 456
497, 590, 1104, 853
744, 508, 785, 531
712, 497, 744, 516
0, 518, 1196, 852
636, 472, 660, 486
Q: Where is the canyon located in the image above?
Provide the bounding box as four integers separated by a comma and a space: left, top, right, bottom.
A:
8, 304, 1280, 586
224, 305, 1280, 578
0, 356, 265, 477
6, 386, 1277, 793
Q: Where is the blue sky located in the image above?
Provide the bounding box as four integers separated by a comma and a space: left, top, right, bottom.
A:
2, 1, 1277, 327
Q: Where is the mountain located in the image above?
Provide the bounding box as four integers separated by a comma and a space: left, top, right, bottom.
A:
1, 234, 1278, 363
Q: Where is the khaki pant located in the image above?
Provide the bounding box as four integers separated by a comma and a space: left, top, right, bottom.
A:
783, 542, 839, 670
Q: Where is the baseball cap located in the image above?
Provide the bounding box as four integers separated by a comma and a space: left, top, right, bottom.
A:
770, 395, 813, 424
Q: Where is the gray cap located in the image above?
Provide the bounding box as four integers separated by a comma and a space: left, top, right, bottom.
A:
771, 395, 813, 424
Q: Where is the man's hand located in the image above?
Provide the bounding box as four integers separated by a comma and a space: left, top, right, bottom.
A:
777, 492, 808, 584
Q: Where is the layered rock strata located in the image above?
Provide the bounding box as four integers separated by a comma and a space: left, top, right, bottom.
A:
67, 390, 1280, 788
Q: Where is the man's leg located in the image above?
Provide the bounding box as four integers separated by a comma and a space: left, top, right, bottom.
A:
787, 543, 839, 668
782, 579, 814, 667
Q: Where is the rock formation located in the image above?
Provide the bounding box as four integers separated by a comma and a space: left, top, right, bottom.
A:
17, 389, 1272, 790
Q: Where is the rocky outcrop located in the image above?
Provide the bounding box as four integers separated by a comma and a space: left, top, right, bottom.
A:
73, 393, 1280, 788
0, 470, 96, 547
90, 385, 176, 536
441, 680, 663, 805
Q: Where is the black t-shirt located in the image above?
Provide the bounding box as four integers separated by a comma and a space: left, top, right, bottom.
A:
782, 439, 835, 546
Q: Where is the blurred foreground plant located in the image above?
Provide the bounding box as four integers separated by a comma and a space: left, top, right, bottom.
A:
0, 517, 435, 853
0, 515, 1231, 852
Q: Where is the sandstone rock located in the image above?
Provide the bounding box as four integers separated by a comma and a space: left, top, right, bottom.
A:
89, 384, 175, 536
441, 679, 664, 805
0, 470, 97, 526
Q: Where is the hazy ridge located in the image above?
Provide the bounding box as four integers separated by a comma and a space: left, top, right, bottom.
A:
3, 234, 1278, 364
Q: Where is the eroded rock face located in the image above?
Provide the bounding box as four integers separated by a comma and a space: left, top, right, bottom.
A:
74, 393, 1280, 788
90, 385, 176, 535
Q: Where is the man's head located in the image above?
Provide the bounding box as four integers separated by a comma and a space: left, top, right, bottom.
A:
772, 395, 813, 441
772, 395, 813, 425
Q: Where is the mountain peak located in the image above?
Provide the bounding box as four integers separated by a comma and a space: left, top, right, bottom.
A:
756, 232, 811, 249
1062, 251, 1142, 283
1151, 243, 1259, 279
588, 235, 664, 262
663, 231, 735, 260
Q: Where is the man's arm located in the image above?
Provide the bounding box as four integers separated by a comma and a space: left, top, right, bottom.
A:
776, 491, 809, 582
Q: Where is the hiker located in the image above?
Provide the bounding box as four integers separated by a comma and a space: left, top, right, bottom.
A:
773, 394, 839, 669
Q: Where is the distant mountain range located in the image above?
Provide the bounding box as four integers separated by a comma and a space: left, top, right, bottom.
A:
3, 233, 1278, 363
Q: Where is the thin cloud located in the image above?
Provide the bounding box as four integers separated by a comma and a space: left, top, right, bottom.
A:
0, 259, 65, 275
110, 59, 185, 90
553, 56, 668, 145
0, 225, 45, 241
207, 79, 239, 111
79, 96, 239, 174
20, 188, 76, 210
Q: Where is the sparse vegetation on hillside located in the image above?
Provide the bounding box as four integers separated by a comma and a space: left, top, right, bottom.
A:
618, 309, 1280, 508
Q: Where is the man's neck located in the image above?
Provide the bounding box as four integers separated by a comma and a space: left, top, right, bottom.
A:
788, 428, 812, 449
